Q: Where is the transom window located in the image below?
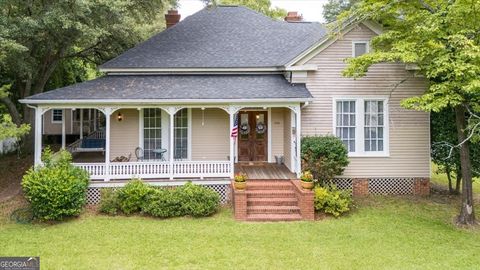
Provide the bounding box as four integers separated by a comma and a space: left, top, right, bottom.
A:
334, 98, 389, 156
52, 109, 63, 123
143, 108, 162, 160
174, 109, 188, 160
353, 41, 369, 57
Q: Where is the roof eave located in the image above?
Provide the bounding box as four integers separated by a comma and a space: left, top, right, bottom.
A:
20, 97, 314, 106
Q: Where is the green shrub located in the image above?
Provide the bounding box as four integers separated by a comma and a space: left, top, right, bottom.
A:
22, 148, 89, 221
142, 189, 184, 218
117, 179, 154, 215
301, 136, 349, 184
314, 185, 352, 217
98, 189, 120, 216
177, 183, 220, 217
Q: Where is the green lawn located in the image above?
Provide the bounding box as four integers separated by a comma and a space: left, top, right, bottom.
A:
431, 163, 480, 194
1, 196, 479, 270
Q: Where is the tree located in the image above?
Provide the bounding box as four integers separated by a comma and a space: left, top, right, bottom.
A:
0, 0, 175, 148
323, 0, 359, 23
200, 0, 286, 19
0, 85, 29, 141
337, 0, 480, 225
431, 109, 480, 194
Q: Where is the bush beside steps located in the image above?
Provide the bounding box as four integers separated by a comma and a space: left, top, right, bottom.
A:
99, 179, 221, 218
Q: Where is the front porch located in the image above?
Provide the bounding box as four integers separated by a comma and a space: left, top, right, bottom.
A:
33, 104, 303, 183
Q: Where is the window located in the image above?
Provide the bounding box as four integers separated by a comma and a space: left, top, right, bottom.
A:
353, 41, 368, 57
174, 108, 188, 160
52, 109, 63, 123
334, 98, 388, 156
143, 108, 162, 160
364, 100, 384, 152
335, 101, 356, 152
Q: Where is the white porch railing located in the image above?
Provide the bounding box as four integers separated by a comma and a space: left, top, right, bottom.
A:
74, 160, 232, 181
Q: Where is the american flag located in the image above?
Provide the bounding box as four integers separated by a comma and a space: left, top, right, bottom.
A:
231, 113, 238, 138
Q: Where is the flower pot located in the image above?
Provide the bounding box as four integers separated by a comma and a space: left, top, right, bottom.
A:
301, 180, 314, 190
234, 181, 246, 190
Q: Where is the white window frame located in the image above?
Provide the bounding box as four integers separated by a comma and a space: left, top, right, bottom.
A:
332, 96, 390, 157
51, 109, 63, 124
138, 108, 191, 161
352, 41, 370, 57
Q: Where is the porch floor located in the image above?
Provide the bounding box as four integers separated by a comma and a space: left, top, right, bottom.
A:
234, 163, 295, 180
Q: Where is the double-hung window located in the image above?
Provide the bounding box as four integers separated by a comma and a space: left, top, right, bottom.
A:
143, 108, 162, 160
52, 109, 63, 123
334, 98, 389, 156
174, 108, 189, 160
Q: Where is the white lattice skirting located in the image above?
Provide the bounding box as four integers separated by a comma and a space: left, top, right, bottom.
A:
86, 184, 231, 205
331, 177, 419, 195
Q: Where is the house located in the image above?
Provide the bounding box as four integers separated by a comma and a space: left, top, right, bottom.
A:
20, 6, 430, 220
41, 108, 104, 147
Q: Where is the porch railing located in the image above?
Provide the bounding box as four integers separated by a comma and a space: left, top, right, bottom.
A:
74, 160, 232, 181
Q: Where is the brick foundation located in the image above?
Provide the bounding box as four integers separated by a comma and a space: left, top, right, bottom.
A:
290, 180, 314, 220
232, 181, 247, 221
413, 178, 430, 196
352, 178, 369, 197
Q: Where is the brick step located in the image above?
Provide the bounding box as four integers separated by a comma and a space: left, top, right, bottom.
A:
246, 190, 296, 198
247, 197, 298, 206
247, 181, 293, 190
246, 213, 303, 222
247, 205, 300, 214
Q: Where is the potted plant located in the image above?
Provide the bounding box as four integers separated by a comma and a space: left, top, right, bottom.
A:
300, 171, 314, 190
233, 173, 247, 190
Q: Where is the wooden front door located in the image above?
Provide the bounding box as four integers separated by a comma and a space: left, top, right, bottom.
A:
237, 111, 268, 162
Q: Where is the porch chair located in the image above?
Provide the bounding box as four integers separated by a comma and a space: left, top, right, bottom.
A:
135, 147, 144, 161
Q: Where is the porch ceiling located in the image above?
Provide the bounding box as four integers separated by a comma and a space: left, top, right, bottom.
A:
21, 74, 312, 104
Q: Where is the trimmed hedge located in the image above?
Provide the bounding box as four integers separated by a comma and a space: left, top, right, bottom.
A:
99, 181, 220, 218
22, 149, 89, 221
301, 136, 349, 184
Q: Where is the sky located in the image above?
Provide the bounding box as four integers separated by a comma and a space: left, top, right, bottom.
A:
178, 0, 329, 22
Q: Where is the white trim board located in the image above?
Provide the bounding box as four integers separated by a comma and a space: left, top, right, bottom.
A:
20, 98, 313, 105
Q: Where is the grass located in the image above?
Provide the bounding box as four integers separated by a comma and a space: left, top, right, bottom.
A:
1, 195, 479, 270
430, 163, 480, 194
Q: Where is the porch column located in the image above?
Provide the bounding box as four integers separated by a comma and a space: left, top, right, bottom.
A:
295, 104, 302, 177
102, 107, 114, 181
229, 111, 235, 179
61, 109, 66, 149
34, 107, 43, 166
93, 110, 97, 131
79, 108, 84, 139
169, 111, 175, 180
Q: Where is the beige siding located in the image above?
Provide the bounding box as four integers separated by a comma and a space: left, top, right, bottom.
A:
191, 108, 229, 160
110, 109, 139, 160
270, 108, 284, 161
283, 109, 292, 171
303, 23, 430, 178
42, 109, 74, 135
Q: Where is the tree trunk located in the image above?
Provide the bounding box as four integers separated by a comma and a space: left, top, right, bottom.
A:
446, 166, 453, 194
455, 171, 462, 195
455, 105, 475, 225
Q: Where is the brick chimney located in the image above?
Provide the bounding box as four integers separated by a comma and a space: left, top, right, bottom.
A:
165, 10, 181, 28
284, 11, 302, 22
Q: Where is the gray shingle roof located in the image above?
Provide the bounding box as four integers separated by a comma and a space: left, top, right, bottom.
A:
100, 6, 327, 69
25, 75, 312, 102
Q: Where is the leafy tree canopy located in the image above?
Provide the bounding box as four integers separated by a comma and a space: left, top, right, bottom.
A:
323, 0, 359, 23
0, 0, 175, 126
200, 0, 287, 19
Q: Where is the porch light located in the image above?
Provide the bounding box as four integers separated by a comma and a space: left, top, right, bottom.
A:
117, 113, 123, 122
